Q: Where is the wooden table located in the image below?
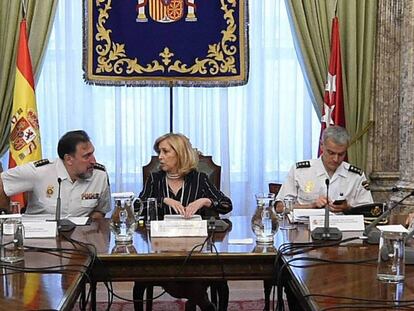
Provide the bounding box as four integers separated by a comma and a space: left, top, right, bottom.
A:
273, 224, 414, 311
71, 216, 278, 308
0, 236, 91, 310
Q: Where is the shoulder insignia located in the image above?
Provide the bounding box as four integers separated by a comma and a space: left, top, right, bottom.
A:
296, 161, 311, 169
362, 180, 370, 190
34, 159, 50, 167
349, 165, 362, 176
94, 163, 106, 171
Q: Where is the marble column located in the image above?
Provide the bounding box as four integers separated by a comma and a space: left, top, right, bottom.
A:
396, 0, 414, 208
370, 0, 414, 213
369, 0, 402, 203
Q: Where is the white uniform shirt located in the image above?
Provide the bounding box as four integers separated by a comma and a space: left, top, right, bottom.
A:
276, 158, 373, 207
1, 158, 111, 217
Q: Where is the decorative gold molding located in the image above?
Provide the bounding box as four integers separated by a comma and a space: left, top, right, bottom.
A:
93, 0, 239, 76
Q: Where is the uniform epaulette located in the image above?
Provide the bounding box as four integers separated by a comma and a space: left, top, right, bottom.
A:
349, 165, 362, 176
34, 159, 50, 167
94, 163, 106, 171
296, 161, 311, 169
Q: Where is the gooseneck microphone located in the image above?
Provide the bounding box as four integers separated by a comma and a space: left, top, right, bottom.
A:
55, 178, 76, 232
311, 178, 343, 241
363, 189, 414, 244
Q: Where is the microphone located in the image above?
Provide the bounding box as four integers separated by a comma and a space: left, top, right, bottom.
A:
311, 178, 342, 241
55, 178, 76, 232
363, 190, 414, 244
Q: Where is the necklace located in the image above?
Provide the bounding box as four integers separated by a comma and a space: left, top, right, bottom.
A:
166, 172, 181, 179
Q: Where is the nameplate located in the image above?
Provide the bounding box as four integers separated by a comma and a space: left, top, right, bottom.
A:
24, 221, 57, 238
309, 215, 365, 231
150, 220, 208, 237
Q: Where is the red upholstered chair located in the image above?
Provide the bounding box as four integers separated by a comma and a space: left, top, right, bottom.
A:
134, 154, 228, 311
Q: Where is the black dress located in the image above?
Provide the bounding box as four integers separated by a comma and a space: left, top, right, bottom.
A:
139, 170, 232, 217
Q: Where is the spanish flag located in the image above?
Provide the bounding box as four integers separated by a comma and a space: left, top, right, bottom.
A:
8, 19, 42, 208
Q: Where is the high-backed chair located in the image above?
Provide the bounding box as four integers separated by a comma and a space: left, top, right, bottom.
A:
263, 182, 282, 311
135, 154, 228, 311
142, 154, 221, 190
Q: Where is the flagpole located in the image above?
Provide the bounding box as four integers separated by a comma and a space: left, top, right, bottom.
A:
169, 82, 173, 133
21, 0, 27, 19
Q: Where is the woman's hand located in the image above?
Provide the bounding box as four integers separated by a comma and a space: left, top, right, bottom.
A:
164, 197, 186, 215
184, 198, 211, 218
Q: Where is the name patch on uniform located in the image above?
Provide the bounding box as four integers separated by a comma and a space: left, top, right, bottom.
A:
82, 192, 99, 200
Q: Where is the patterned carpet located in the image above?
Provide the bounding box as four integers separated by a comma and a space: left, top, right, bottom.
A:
74, 299, 275, 310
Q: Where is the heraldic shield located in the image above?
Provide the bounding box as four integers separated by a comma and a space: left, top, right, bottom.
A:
149, 0, 184, 23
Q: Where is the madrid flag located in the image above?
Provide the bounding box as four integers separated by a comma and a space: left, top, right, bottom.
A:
318, 17, 345, 155
8, 19, 42, 207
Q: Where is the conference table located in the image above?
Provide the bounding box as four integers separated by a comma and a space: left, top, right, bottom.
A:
71, 215, 414, 311
0, 236, 91, 310
3, 216, 414, 310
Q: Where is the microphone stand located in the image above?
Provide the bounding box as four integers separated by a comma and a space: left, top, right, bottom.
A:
311, 179, 342, 241
363, 190, 414, 244
55, 178, 76, 232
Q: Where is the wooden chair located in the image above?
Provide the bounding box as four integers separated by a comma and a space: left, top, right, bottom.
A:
135, 154, 228, 311
142, 154, 221, 190
263, 182, 282, 311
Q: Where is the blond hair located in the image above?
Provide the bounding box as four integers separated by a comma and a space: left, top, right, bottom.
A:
154, 133, 198, 176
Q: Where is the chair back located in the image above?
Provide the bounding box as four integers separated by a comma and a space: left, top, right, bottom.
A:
142, 154, 221, 189
268, 183, 282, 196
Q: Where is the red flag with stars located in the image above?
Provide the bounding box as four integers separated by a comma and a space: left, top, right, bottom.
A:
318, 17, 345, 155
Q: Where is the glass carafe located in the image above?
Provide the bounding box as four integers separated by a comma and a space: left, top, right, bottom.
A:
251, 193, 279, 244
110, 199, 136, 243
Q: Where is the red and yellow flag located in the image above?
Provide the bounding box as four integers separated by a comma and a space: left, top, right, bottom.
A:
318, 17, 345, 156
8, 19, 42, 207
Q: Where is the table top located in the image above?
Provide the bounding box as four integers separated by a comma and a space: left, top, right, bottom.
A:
0, 236, 91, 310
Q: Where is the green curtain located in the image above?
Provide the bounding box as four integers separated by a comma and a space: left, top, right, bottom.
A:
285, 0, 377, 169
0, 0, 57, 157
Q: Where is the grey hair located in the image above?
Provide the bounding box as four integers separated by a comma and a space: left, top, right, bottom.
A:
321, 126, 350, 146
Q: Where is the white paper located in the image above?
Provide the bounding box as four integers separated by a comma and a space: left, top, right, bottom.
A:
228, 238, 254, 244
22, 214, 54, 222
293, 208, 333, 223
67, 217, 89, 225
377, 224, 409, 233
150, 220, 207, 237
163, 214, 202, 221
309, 215, 365, 231
24, 221, 57, 238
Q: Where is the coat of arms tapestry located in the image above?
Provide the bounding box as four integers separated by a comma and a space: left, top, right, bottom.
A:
83, 0, 249, 87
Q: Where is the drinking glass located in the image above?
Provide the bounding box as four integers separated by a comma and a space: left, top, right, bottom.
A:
377, 230, 406, 282
279, 197, 296, 230
0, 214, 24, 263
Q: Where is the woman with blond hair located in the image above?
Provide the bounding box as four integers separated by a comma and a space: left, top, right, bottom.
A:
134, 133, 232, 311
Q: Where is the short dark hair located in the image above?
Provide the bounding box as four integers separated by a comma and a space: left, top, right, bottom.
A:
57, 130, 91, 159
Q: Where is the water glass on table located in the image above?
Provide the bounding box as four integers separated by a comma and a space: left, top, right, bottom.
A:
280, 197, 296, 230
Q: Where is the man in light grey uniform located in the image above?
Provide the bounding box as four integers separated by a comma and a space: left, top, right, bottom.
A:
0, 130, 110, 219
277, 126, 373, 212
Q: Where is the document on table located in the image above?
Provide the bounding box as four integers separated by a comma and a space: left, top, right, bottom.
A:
293, 208, 333, 223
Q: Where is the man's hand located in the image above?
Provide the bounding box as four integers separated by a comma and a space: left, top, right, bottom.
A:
314, 196, 328, 208
0, 177, 10, 210
328, 200, 349, 213
406, 213, 414, 227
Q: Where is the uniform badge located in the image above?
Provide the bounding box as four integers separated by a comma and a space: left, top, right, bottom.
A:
371, 205, 381, 217
82, 192, 100, 200
304, 181, 314, 193
46, 185, 54, 198
362, 180, 370, 190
